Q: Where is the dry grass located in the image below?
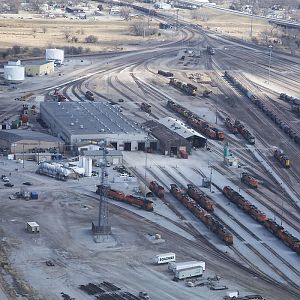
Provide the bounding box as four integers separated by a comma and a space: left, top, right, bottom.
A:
181, 8, 272, 41
0, 14, 160, 53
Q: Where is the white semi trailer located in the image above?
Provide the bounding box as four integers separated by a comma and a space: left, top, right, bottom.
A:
168, 261, 205, 272
154, 252, 176, 264
175, 266, 203, 280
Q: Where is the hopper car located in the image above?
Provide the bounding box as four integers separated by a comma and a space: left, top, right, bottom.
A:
158, 70, 174, 77
96, 185, 153, 211
170, 184, 233, 245
224, 72, 300, 145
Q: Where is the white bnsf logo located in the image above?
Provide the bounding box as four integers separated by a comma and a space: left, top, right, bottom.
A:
159, 256, 174, 261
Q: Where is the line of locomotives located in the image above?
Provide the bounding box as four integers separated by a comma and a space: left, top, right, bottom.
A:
170, 183, 234, 245
223, 186, 300, 255
96, 185, 154, 212
224, 72, 300, 145
167, 100, 225, 140
225, 117, 255, 144
169, 78, 197, 96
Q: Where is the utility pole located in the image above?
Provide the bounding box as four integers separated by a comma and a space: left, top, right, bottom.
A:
176, 9, 179, 31
92, 139, 111, 242
144, 134, 150, 200
268, 45, 273, 84
22, 143, 25, 169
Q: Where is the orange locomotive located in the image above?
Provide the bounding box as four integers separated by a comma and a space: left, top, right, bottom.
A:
241, 172, 258, 188
187, 184, 215, 212
149, 181, 165, 199
96, 185, 153, 212
170, 184, 233, 245
222, 186, 300, 255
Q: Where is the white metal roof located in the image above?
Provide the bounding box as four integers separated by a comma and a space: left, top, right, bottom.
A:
157, 117, 206, 140
27, 222, 39, 227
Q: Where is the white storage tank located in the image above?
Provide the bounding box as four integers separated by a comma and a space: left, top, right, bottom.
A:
46, 48, 64, 65
4, 65, 25, 83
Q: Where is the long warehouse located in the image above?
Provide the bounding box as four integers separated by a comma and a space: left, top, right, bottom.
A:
40, 102, 156, 151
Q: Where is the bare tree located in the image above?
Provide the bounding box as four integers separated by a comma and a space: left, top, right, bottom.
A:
120, 7, 132, 21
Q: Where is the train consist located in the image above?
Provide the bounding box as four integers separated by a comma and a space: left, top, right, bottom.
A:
141, 102, 151, 113
222, 186, 300, 255
158, 70, 174, 77
224, 72, 300, 145
279, 93, 300, 106
187, 184, 215, 212
225, 117, 255, 144
169, 78, 197, 96
96, 185, 154, 212
149, 181, 165, 199
241, 172, 258, 188
167, 100, 225, 140
170, 184, 233, 245
274, 149, 291, 168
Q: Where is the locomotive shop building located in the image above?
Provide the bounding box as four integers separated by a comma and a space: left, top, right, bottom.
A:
40, 102, 156, 151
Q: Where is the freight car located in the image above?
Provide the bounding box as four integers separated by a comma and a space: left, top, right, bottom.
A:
169, 78, 197, 96
141, 102, 151, 113
222, 186, 267, 222
85, 91, 94, 101
158, 70, 174, 77
187, 184, 215, 212
96, 185, 153, 211
274, 149, 290, 168
149, 181, 165, 199
167, 100, 224, 140
207, 46, 215, 55
170, 184, 233, 245
225, 72, 300, 145
279, 93, 300, 106
222, 186, 300, 255
241, 172, 258, 188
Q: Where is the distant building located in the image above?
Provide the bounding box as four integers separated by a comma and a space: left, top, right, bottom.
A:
25, 61, 54, 77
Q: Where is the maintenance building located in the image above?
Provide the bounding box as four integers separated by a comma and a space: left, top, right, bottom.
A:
157, 117, 207, 148
40, 102, 156, 151
25, 61, 54, 77
0, 129, 64, 154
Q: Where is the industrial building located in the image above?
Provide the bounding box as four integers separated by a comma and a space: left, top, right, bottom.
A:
25, 61, 54, 77
40, 102, 156, 151
0, 130, 64, 154
143, 120, 190, 156
157, 117, 207, 148
83, 149, 123, 166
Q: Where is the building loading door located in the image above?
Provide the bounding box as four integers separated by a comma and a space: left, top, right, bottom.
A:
124, 142, 131, 151
111, 142, 117, 150
138, 142, 145, 151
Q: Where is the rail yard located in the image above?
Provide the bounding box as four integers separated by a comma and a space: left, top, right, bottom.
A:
0, 1, 300, 300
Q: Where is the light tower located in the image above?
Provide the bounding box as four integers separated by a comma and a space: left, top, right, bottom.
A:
92, 139, 111, 242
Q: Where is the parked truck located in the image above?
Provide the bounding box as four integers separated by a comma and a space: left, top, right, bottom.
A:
154, 252, 176, 264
